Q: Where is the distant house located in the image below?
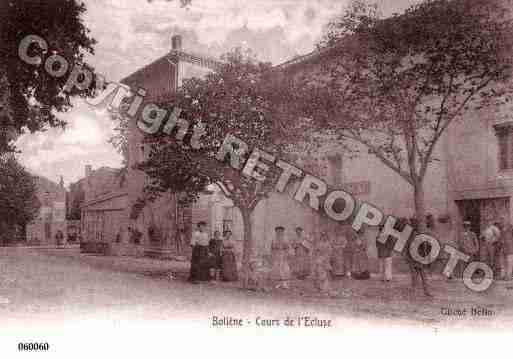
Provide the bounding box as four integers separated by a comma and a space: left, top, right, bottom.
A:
25, 175, 67, 246
79, 165, 128, 250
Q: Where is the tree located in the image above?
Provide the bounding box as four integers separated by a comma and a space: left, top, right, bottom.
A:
0, 0, 96, 153
135, 48, 308, 286
0, 155, 40, 245
298, 0, 513, 294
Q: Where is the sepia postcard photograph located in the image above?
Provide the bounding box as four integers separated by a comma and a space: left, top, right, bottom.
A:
1, 0, 513, 357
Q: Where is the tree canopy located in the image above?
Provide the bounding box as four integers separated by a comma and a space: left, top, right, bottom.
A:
0, 155, 40, 243
300, 0, 513, 221
295, 0, 513, 295
0, 0, 96, 153
130, 48, 309, 284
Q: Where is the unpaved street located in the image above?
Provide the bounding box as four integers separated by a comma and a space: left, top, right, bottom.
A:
1, 247, 512, 330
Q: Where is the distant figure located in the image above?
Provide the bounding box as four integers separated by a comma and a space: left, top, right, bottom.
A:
188, 222, 211, 283
55, 230, 64, 246
175, 227, 185, 254
270, 226, 291, 289
209, 230, 223, 281
312, 231, 332, 294
291, 226, 312, 279
221, 230, 238, 282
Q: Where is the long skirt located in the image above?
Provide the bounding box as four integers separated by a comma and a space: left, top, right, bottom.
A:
221, 249, 238, 282
331, 246, 346, 277
270, 250, 291, 281
189, 245, 211, 282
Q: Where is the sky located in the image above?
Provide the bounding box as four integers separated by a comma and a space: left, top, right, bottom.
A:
15, 0, 419, 186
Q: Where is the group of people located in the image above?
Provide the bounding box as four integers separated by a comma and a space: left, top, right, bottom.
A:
457, 219, 513, 280
267, 225, 379, 294
188, 221, 239, 284
187, 223, 381, 293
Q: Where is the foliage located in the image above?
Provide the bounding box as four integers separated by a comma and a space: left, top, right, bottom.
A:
295, 0, 513, 295
300, 0, 513, 227
0, 0, 96, 153
135, 48, 309, 284
0, 155, 41, 243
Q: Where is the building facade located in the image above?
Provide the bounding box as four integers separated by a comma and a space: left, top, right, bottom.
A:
26, 176, 67, 246
80, 35, 219, 257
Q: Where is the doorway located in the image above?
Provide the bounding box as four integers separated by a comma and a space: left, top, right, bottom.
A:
456, 199, 481, 235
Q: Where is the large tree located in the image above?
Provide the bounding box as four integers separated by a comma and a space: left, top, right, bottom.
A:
0, 0, 96, 153
298, 0, 513, 294
135, 49, 308, 286
0, 155, 40, 245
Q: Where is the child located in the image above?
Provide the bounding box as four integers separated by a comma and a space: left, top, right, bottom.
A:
270, 226, 291, 289
247, 259, 268, 292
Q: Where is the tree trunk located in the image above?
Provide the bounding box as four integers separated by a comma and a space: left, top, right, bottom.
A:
240, 208, 254, 289
411, 179, 432, 296
414, 180, 427, 232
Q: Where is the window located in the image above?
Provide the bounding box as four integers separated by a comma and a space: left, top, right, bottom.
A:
494, 123, 513, 170
223, 207, 235, 234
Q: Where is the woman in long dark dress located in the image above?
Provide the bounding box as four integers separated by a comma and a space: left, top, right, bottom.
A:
189, 221, 211, 283
221, 230, 238, 282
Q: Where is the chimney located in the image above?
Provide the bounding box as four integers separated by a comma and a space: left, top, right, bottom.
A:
59, 175, 64, 188
172, 35, 182, 51
85, 165, 92, 178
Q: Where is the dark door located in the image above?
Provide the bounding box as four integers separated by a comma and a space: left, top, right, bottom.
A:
457, 200, 481, 235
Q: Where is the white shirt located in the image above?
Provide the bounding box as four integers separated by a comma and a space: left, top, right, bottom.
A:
483, 225, 501, 243
191, 231, 209, 246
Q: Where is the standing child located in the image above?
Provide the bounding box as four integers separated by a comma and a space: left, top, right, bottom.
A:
270, 226, 292, 289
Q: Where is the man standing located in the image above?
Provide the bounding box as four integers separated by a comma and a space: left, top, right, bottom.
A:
481, 221, 501, 277
459, 221, 479, 259
503, 222, 513, 280
376, 224, 395, 282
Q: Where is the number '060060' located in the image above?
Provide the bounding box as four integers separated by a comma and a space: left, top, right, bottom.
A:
18, 342, 49, 351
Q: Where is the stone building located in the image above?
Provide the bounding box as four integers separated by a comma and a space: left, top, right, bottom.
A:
80, 35, 220, 257
201, 32, 513, 271
82, 11, 513, 270
26, 175, 67, 245
79, 165, 128, 253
